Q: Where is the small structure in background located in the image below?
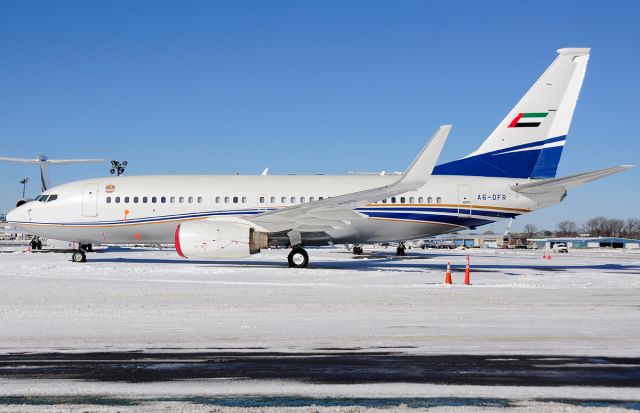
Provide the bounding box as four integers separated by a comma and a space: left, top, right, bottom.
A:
19, 178, 29, 198
110, 160, 128, 176
529, 237, 640, 250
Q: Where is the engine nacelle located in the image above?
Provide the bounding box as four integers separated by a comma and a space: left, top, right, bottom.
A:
174, 220, 268, 259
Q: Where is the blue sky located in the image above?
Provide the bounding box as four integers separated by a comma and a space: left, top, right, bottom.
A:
1, 0, 638, 232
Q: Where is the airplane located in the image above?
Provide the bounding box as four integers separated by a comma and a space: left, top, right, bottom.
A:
0, 155, 106, 203
5, 48, 632, 267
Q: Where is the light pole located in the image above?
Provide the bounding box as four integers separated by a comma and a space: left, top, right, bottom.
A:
19, 178, 29, 198
110, 160, 128, 176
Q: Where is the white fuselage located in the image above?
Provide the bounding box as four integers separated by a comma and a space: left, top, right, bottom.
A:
6, 174, 560, 245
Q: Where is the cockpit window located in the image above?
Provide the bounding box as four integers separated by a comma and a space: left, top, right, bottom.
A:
47, 194, 58, 202
34, 195, 42, 201
40, 195, 50, 202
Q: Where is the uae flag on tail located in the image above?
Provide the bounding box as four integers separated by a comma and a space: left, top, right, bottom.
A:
508, 112, 548, 128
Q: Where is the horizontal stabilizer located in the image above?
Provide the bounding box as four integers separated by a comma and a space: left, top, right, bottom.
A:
511, 165, 633, 194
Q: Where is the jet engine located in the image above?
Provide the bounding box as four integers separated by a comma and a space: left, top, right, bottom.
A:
174, 220, 269, 259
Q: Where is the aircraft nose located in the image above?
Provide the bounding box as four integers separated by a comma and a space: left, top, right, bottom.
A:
6, 205, 26, 223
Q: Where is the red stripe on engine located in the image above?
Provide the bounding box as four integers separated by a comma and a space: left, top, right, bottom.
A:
174, 224, 186, 258
507, 113, 523, 128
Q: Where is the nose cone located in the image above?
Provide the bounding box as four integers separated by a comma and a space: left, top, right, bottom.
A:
6, 204, 26, 224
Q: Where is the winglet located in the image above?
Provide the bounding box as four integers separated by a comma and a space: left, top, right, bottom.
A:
392, 124, 451, 192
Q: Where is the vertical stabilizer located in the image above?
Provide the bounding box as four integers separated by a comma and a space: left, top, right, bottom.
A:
434, 48, 590, 178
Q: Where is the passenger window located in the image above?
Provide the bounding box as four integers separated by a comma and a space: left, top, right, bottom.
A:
382, 199, 387, 204
198, 196, 203, 203
115, 197, 121, 203
319, 197, 324, 200
427, 197, 433, 204
300, 197, 306, 203
259, 196, 265, 203
179, 197, 184, 203
134, 197, 139, 203
124, 196, 130, 203
143, 197, 148, 203
437, 197, 442, 203
188, 197, 194, 203
106, 197, 111, 203
152, 197, 157, 203
281, 197, 286, 203
48, 194, 58, 202
310, 197, 315, 202
418, 197, 423, 203
270, 196, 275, 203
170, 197, 175, 203
391, 197, 396, 203
161, 197, 166, 203
241, 196, 246, 203
224, 196, 229, 203
291, 196, 296, 203
409, 197, 414, 203
233, 196, 238, 203
400, 197, 405, 203
215, 196, 220, 203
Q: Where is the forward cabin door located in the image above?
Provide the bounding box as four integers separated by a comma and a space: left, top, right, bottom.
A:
82, 183, 99, 217
457, 184, 472, 216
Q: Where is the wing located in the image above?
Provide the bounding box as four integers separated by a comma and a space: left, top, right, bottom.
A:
46, 159, 107, 164
0, 157, 41, 164
247, 125, 451, 233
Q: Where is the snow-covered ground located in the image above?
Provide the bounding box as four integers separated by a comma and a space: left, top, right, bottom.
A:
0, 245, 639, 411
1, 245, 638, 355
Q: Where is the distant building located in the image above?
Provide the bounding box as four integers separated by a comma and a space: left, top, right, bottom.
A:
529, 237, 640, 250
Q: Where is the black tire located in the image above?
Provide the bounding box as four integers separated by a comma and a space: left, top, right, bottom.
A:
30, 239, 37, 250
36, 240, 42, 250
72, 251, 86, 263
353, 246, 363, 255
288, 247, 309, 268
396, 247, 406, 256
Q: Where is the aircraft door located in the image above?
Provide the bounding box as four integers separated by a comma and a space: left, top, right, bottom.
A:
457, 184, 472, 216
82, 183, 99, 217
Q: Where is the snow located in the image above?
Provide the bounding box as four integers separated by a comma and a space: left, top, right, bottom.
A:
0, 245, 639, 411
1, 245, 638, 355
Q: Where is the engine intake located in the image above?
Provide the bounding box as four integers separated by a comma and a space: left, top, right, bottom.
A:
175, 220, 268, 259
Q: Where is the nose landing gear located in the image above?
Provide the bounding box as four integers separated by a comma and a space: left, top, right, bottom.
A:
71, 250, 87, 263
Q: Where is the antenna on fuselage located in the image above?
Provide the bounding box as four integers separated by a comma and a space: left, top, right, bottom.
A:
0, 155, 107, 192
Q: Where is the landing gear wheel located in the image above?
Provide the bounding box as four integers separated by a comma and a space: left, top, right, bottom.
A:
396, 246, 406, 256
36, 240, 42, 250
288, 247, 309, 268
353, 245, 363, 255
72, 251, 86, 263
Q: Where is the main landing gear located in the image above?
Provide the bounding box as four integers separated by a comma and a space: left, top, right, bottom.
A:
352, 245, 364, 255
288, 247, 309, 268
396, 242, 407, 256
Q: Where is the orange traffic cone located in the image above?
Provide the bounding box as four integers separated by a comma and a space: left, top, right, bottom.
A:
26, 241, 31, 254
445, 261, 452, 285
464, 255, 471, 285
547, 252, 552, 260
542, 251, 547, 259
